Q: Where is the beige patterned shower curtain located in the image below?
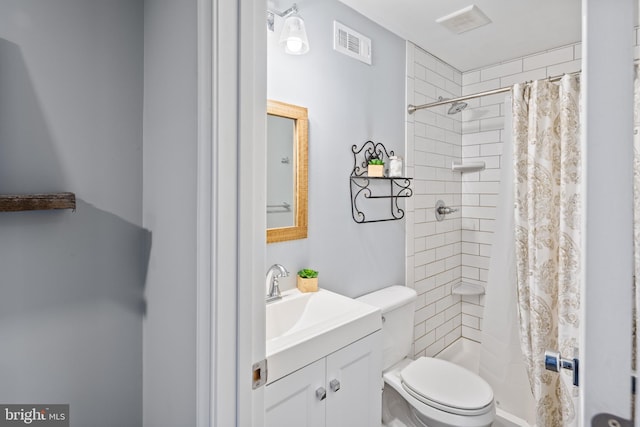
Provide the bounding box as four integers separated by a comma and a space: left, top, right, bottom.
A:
512, 74, 581, 427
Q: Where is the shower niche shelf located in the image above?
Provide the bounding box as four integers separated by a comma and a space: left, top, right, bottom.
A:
349, 141, 412, 224
0, 192, 76, 212
452, 282, 485, 296
451, 161, 485, 173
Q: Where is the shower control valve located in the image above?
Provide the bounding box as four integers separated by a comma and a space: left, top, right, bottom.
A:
437, 206, 458, 215
435, 200, 458, 221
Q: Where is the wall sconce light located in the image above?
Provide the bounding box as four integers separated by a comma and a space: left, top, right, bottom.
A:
267, 3, 310, 55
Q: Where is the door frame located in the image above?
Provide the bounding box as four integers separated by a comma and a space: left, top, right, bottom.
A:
196, 0, 267, 425
196, 0, 214, 423
581, 0, 635, 423
237, 0, 268, 425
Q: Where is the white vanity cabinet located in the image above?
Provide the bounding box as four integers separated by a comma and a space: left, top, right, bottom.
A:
265, 331, 382, 427
265, 358, 325, 427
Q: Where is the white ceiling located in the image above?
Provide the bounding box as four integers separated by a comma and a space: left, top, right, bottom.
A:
338, 0, 582, 72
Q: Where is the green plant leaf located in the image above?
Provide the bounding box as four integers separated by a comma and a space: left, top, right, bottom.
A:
297, 268, 318, 278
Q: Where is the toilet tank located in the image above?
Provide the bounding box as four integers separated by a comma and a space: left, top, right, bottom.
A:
357, 285, 417, 370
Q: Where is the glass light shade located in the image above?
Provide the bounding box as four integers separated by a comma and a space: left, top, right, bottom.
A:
279, 14, 309, 55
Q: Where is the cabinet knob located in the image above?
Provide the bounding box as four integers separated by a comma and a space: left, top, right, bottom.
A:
315, 387, 326, 401
329, 379, 340, 392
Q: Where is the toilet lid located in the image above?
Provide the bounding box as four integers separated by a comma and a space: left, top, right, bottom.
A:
400, 357, 493, 411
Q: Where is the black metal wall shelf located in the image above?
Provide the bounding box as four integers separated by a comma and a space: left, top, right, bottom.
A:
349, 141, 412, 224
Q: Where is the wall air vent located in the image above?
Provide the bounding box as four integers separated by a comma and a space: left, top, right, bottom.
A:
333, 21, 372, 65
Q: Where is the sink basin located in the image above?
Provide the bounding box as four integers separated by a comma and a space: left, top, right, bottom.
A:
266, 288, 381, 383
266, 291, 313, 341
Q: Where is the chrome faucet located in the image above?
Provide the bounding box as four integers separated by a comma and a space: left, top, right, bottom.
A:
266, 264, 289, 302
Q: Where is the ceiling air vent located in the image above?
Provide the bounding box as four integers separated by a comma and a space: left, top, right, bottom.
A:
333, 21, 372, 65
436, 5, 492, 34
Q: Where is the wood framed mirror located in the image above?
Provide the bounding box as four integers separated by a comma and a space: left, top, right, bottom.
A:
266, 100, 308, 243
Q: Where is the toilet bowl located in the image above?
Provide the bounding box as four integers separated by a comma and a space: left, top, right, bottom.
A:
357, 286, 495, 427
384, 358, 494, 427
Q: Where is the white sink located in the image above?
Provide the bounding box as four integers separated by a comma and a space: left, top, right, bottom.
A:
266, 288, 381, 384
266, 291, 314, 341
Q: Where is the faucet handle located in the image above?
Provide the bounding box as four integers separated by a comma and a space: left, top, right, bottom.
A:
271, 276, 281, 290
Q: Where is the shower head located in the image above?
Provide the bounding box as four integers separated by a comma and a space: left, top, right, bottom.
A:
448, 101, 467, 114
437, 96, 467, 115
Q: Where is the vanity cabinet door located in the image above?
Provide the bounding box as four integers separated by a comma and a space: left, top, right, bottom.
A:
265, 358, 325, 427
326, 331, 382, 427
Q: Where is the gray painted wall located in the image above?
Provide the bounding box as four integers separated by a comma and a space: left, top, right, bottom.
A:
0, 1, 145, 426
142, 1, 197, 426
266, 0, 406, 298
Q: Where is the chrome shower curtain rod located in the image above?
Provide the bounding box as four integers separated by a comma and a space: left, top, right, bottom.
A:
407, 70, 581, 114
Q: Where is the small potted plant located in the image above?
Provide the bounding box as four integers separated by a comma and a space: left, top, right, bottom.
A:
297, 268, 319, 293
367, 157, 385, 177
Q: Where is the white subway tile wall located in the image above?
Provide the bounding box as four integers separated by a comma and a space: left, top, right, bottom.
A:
406, 40, 584, 357
406, 42, 463, 358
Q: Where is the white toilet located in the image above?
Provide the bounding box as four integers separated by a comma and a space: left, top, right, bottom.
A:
357, 286, 495, 427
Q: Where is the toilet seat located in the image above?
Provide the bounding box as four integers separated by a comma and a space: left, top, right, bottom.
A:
400, 357, 494, 416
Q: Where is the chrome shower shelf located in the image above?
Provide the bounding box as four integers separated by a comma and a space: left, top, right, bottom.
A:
349, 141, 413, 224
